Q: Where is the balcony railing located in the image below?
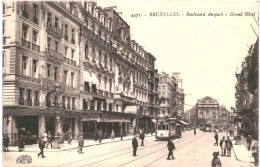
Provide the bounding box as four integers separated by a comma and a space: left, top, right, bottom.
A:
34, 100, 40, 106
45, 48, 64, 61
64, 57, 76, 67
32, 43, 40, 52
98, 89, 103, 95
19, 98, 25, 105
21, 38, 31, 49
27, 99, 32, 106
46, 22, 63, 39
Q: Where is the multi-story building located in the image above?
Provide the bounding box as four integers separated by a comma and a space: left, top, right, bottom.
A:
158, 72, 184, 118
3, 1, 160, 144
185, 96, 231, 128
234, 38, 258, 139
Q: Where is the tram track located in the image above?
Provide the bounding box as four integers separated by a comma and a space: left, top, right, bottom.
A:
79, 133, 203, 167
59, 133, 195, 167
118, 133, 207, 167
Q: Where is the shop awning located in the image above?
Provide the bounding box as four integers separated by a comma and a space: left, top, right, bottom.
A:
3, 108, 56, 116
177, 120, 189, 126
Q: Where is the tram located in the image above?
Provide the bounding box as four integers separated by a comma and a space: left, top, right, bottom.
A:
204, 123, 212, 132
155, 118, 182, 140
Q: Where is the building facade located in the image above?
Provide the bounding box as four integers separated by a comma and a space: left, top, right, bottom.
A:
2, 1, 159, 144
234, 38, 258, 139
158, 72, 184, 118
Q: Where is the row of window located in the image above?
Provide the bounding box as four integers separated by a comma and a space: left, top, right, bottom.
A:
19, 88, 40, 106
83, 99, 113, 111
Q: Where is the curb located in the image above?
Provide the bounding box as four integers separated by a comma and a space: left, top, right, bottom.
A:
7, 135, 155, 153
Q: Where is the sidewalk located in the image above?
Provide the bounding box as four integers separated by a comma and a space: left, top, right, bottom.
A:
232, 135, 256, 165
7, 133, 155, 153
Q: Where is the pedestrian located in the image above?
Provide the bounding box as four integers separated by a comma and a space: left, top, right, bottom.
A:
167, 138, 176, 160
140, 132, 145, 146
46, 131, 52, 149
94, 130, 98, 141
120, 129, 123, 140
252, 141, 259, 166
246, 135, 252, 151
132, 135, 138, 156
18, 135, 25, 152
66, 128, 72, 144
3, 133, 10, 152
38, 136, 45, 158
98, 129, 103, 143
220, 137, 226, 156
226, 136, 233, 157
78, 133, 84, 154
194, 128, 196, 135
43, 131, 48, 143
111, 130, 115, 140
211, 151, 222, 167
214, 132, 218, 146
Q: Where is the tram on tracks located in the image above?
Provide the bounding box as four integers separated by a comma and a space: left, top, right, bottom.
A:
155, 118, 182, 140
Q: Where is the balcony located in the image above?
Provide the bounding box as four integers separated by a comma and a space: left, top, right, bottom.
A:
81, 26, 91, 36
21, 38, 31, 49
34, 100, 40, 106
98, 89, 103, 95
46, 22, 63, 39
45, 48, 64, 61
110, 92, 114, 98
32, 43, 40, 52
27, 99, 32, 106
19, 98, 25, 105
64, 57, 76, 67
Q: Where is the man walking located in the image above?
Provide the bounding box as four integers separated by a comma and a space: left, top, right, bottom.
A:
3, 133, 10, 152
78, 133, 84, 153
46, 131, 52, 149
246, 135, 252, 151
38, 136, 45, 158
132, 135, 138, 156
194, 128, 196, 135
226, 136, 233, 157
140, 132, 145, 146
120, 129, 123, 140
220, 137, 226, 156
98, 129, 103, 143
66, 128, 72, 144
214, 132, 218, 146
111, 130, 115, 140
18, 134, 25, 152
167, 138, 176, 160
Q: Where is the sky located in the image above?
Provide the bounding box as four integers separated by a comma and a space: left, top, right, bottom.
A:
98, 0, 259, 111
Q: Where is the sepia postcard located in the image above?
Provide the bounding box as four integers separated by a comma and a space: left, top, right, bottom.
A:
2, 0, 259, 167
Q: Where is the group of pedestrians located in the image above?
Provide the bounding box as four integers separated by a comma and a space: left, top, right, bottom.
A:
219, 136, 233, 157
